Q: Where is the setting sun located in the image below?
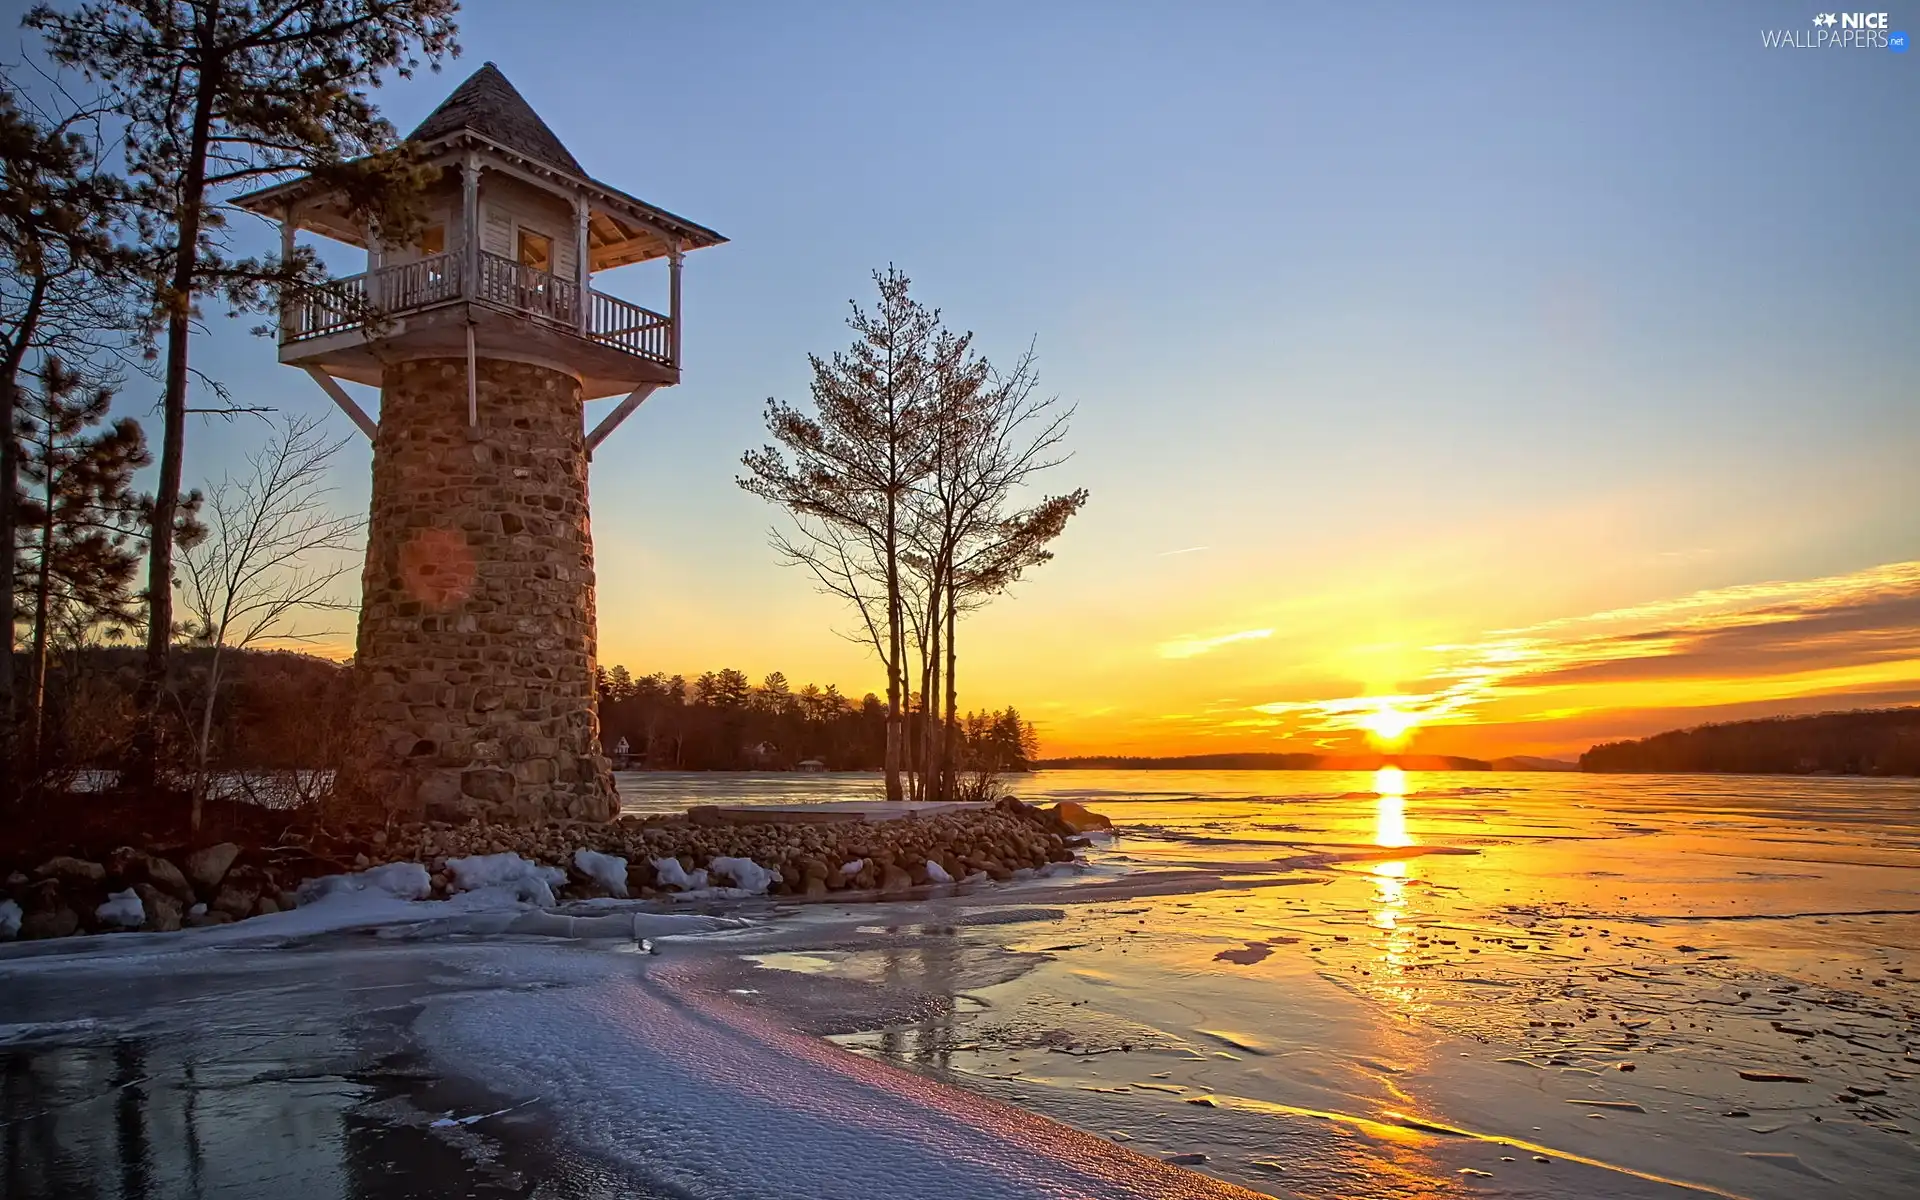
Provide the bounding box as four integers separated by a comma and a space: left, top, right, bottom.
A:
1357, 700, 1420, 747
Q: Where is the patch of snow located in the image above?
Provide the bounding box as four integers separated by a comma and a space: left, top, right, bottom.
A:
573, 849, 629, 898
924, 859, 954, 885
652, 858, 710, 892
95, 888, 144, 929
0, 899, 20, 940
840, 858, 865, 877
187, 903, 207, 917
430, 1099, 533, 1127
415, 943, 1277, 1200
708, 857, 776, 895
296, 861, 432, 906
445, 853, 566, 907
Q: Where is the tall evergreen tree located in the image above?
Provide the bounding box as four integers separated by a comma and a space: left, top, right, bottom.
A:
12, 357, 154, 769
26, 0, 460, 788
0, 85, 135, 801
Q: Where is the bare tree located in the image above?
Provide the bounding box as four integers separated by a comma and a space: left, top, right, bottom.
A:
740, 268, 942, 802
889, 330, 1088, 803
744, 270, 1086, 802
175, 414, 357, 831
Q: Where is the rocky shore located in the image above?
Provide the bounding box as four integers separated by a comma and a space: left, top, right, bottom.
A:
0, 797, 1112, 941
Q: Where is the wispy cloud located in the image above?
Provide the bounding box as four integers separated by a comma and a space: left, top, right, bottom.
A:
1245, 560, 1920, 741
1159, 627, 1274, 659
1158, 545, 1211, 557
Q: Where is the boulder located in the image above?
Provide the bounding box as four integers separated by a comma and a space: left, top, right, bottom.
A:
134, 854, 193, 902
34, 856, 106, 885
184, 843, 241, 894
879, 864, 914, 894
21, 905, 79, 939
134, 883, 183, 933
211, 881, 261, 919
1050, 802, 1113, 834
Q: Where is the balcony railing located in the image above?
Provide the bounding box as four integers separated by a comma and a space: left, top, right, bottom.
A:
281, 241, 673, 368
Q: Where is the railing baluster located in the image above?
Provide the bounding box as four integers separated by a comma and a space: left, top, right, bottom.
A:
283, 243, 674, 369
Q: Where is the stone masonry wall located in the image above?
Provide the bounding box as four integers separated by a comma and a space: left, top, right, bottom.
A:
349, 356, 617, 823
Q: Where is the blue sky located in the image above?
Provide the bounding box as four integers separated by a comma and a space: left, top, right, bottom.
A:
7, 0, 1916, 754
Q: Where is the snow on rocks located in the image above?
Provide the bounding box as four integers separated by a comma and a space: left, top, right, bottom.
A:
572, 849, 629, 898
708, 856, 777, 895
445, 853, 567, 907
295, 861, 433, 906
1, 796, 1100, 941
652, 857, 709, 892
94, 888, 145, 930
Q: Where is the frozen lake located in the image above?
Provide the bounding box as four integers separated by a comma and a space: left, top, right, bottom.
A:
4, 770, 1916, 1198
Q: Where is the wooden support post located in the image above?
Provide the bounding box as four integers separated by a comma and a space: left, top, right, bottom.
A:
279, 206, 296, 341
584, 383, 659, 455
365, 220, 382, 308
303, 367, 378, 440
667, 239, 683, 372
461, 155, 480, 300
466, 322, 478, 428
575, 194, 592, 335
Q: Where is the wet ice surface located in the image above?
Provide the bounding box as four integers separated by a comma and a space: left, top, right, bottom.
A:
4, 770, 1918, 1199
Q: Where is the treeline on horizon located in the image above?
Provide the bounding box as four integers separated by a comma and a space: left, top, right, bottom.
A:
1580, 707, 1920, 776
594, 665, 1039, 774
12, 646, 1046, 777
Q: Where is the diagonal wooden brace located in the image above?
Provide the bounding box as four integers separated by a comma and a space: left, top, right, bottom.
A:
303, 366, 379, 440
585, 383, 659, 455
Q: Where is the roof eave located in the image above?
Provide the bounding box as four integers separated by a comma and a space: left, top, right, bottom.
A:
232, 130, 726, 253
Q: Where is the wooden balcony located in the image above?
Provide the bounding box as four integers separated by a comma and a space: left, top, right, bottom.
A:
279, 243, 677, 400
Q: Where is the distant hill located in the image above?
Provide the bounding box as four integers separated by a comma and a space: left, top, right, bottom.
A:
1580, 707, 1920, 776
1035, 752, 1491, 771
1490, 755, 1580, 772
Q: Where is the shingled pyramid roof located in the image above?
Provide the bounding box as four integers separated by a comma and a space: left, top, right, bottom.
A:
407, 62, 584, 176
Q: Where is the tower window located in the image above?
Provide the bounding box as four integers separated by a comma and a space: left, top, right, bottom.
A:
518, 229, 553, 273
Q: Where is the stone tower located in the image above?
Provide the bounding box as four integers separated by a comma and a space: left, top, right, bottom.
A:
236, 64, 725, 822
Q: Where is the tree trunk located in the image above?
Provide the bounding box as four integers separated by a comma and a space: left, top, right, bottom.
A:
131, 59, 218, 793
883, 490, 904, 802
922, 581, 943, 803
190, 645, 223, 835
944, 580, 959, 803
25, 463, 56, 774
0, 277, 48, 804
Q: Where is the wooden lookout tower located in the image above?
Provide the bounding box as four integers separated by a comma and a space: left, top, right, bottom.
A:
236, 63, 724, 822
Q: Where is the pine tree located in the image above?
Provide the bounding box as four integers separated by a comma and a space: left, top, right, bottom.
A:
1, 85, 136, 802
26, 0, 460, 788
12, 358, 153, 768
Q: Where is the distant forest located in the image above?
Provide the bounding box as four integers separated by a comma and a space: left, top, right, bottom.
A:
14, 649, 1039, 776
1581, 707, 1920, 776
593, 666, 1037, 773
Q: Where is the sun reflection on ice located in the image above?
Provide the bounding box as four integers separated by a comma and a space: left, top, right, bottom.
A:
1369, 768, 1418, 1014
